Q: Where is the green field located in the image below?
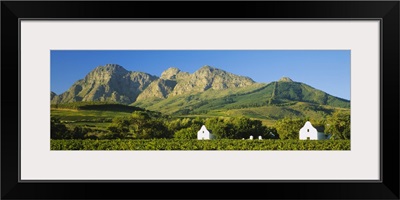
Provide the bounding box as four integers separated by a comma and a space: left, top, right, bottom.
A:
51, 139, 350, 150
51, 108, 132, 121
51, 108, 132, 131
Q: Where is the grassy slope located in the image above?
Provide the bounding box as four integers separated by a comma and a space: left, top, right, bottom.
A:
132, 82, 350, 126
132, 83, 273, 114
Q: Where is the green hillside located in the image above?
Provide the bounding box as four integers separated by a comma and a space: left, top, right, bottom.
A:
269, 81, 350, 108
132, 80, 350, 124
132, 83, 272, 115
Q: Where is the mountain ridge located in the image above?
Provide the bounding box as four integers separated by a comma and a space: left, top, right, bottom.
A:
51, 64, 350, 112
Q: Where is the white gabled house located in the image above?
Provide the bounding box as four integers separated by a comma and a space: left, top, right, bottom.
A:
197, 125, 213, 140
299, 121, 318, 140
299, 121, 331, 140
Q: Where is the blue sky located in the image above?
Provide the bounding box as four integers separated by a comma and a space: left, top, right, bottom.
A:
51, 50, 350, 100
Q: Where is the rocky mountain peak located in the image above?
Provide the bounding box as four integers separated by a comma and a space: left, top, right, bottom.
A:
278, 77, 294, 82
169, 65, 255, 96
161, 67, 181, 80
51, 64, 157, 104
93, 64, 128, 74
195, 65, 224, 77
197, 65, 217, 73
199, 65, 213, 70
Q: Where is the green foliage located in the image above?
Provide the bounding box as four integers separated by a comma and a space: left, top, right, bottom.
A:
232, 117, 267, 139
104, 111, 173, 139
171, 118, 203, 139
325, 110, 351, 139
51, 139, 351, 150
201, 117, 277, 139
51, 117, 91, 139
205, 117, 235, 139
275, 117, 307, 139
51, 117, 69, 139
106, 116, 131, 138
310, 118, 326, 132
101, 132, 126, 139
130, 112, 171, 139
111, 116, 131, 131
174, 127, 198, 139
265, 126, 279, 139
70, 127, 89, 139
138, 119, 172, 139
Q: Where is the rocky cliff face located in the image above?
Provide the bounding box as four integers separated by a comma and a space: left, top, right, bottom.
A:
160, 67, 181, 80
51, 64, 157, 104
169, 66, 255, 96
52, 64, 256, 104
136, 66, 256, 99
136, 79, 178, 100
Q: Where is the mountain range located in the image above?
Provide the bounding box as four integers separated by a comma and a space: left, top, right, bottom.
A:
51, 64, 256, 104
51, 64, 350, 120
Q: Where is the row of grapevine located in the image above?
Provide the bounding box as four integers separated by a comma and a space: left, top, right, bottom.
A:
51, 139, 350, 150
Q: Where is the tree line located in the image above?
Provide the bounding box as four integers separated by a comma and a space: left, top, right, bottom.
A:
51, 110, 350, 140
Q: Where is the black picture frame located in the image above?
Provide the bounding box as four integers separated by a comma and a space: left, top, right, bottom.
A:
1, 1, 399, 199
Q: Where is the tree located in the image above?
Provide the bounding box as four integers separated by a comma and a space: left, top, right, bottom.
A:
146, 119, 172, 139
275, 117, 307, 139
51, 117, 69, 139
325, 110, 350, 139
70, 127, 88, 139
172, 118, 203, 139
107, 116, 131, 138
205, 117, 235, 139
230, 117, 266, 139
174, 127, 198, 139
131, 111, 151, 120
131, 118, 172, 139
130, 111, 150, 137
203, 117, 269, 139
310, 118, 326, 133
167, 118, 184, 132
106, 111, 174, 139
263, 126, 279, 139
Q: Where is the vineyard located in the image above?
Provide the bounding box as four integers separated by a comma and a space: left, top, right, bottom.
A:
51, 139, 350, 150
